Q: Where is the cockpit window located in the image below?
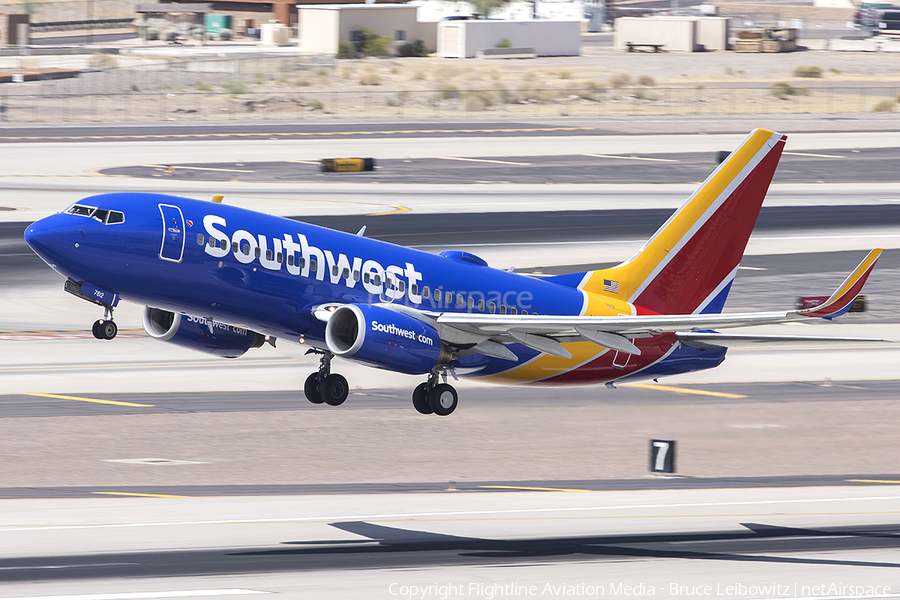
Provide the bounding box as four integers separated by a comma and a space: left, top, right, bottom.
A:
67, 204, 94, 216
65, 204, 124, 225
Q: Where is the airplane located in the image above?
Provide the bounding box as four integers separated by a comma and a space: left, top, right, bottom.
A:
24, 129, 886, 416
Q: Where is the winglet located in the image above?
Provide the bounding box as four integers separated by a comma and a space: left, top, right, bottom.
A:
799, 249, 882, 320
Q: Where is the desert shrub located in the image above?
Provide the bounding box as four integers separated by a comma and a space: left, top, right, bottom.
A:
194, 81, 212, 91
308, 98, 324, 110
465, 90, 494, 110
793, 65, 822, 78
873, 99, 895, 112
292, 77, 311, 87
317, 69, 328, 77
337, 41, 356, 59
497, 38, 512, 48
770, 82, 796, 99
217, 28, 233, 41
221, 81, 248, 95
399, 40, 429, 57
609, 73, 632, 88
359, 68, 382, 86
638, 75, 655, 86
830, 67, 842, 75
438, 83, 459, 99
558, 70, 572, 79
411, 71, 426, 81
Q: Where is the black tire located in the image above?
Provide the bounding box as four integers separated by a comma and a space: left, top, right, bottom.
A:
428, 383, 458, 416
101, 321, 117, 340
304, 373, 324, 404
91, 320, 103, 340
412, 383, 432, 415
321, 373, 349, 406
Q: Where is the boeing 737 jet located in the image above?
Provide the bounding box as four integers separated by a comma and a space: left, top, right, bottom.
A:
24, 129, 884, 415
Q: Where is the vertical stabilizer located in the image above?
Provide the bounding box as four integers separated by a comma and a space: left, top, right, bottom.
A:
582, 129, 786, 315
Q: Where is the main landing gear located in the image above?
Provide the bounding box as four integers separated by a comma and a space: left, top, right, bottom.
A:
304, 350, 349, 407
412, 367, 458, 416
91, 305, 117, 340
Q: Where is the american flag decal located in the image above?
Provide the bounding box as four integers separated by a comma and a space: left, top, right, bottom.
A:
603, 279, 619, 293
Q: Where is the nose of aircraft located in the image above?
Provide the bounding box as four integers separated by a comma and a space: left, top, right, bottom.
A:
24, 214, 78, 268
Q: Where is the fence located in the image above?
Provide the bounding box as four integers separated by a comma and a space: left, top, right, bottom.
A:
1, 84, 897, 123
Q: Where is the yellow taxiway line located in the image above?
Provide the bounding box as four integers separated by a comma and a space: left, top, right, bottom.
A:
94, 492, 186, 498
623, 383, 747, 399
27, 393, 154, 408
479, 485, 591, 493
846, 479, 900, 484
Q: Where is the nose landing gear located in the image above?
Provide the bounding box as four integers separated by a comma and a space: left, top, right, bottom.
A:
91, 305, 117, 340
304, 350, 349, 406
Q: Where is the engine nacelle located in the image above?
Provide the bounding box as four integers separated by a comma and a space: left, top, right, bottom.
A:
142, 307, 265, 359
325, 304, 447, 374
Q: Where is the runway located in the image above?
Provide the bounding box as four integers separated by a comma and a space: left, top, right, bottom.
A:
2, 122, 900, 599
2, 486, 900, 598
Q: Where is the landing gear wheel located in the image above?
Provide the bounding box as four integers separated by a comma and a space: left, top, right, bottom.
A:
304, 373, 324, 404
321, 373, 349, 406
412, 383, 433, 415
100, 320, 117, 340
428, 383, 458, 416
93, 319, 116, 340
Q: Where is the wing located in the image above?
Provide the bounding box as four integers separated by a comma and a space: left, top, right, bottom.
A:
434, 249, 886, 360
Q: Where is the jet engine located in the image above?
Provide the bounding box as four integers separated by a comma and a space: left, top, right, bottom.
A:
142, 307, 266, 358
325, 304, 449, 374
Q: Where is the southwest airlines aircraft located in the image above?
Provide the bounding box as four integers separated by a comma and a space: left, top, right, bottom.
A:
24, 129, 884, 416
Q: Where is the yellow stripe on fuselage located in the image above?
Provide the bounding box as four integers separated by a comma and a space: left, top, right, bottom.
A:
580, 129, 776, 302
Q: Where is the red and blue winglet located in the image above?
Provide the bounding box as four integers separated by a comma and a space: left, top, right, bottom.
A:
798, 249, 883, 320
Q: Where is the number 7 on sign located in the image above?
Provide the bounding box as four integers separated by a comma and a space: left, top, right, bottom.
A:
650, 439, 675, 473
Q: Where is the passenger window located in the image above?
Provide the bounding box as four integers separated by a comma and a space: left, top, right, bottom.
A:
232, 242, 238, 253
500, 305, 507, 315
373, 274, 381, 286
299, 257, 306, 268
456, 294, 464, 307
310, 259, 317, 271
489, 302, 496, 314
107, 211, 125, 224
288, 254, 294, 266
266, 249, 273, 261
342, 268, 350, 279
219, 239, 227, 250
511, 307, 518, 315
277, 252, 283, 264
363, 272, 370, 284
478, 299, 485, 311
353, 270, 360, 281
422, 286, 430, 299
521, 310, 528, 315
411, 284, 418, 295
197, 233, 204, 246
445, 291, 452, 304
208, 237, 216, 247
399, 280, 406, 292
332, 265, 339, 277
255, 248, 261, 258
243, 244, 251, 255
467, 297, 474, 309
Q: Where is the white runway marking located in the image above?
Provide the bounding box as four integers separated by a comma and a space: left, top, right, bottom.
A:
0, 563, 139, 571
3, 495, 900, 533
0, 590, 270, 600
